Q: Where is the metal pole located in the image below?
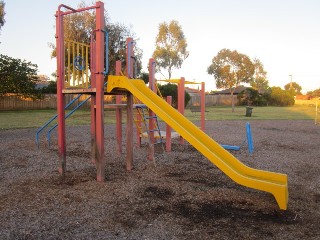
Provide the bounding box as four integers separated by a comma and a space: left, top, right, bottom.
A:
200, 82, 205, 131
126, 38, 134, 170
56, 8, 66, 179
148, 58, 156, 160
95, 1, 105, 182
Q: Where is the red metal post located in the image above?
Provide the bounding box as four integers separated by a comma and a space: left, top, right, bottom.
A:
201, 82, 206, 131
90, 34, 97, 164
166, 96, 172, 152
56, 9, 66, 178
95, 1, 105, 182
148, 58, 156, 160
126, 38, 134, 170
178, 77, 185, 144
115, 60, 122, 154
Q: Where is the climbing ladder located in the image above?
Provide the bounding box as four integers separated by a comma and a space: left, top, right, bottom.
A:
134, 103, 165, 151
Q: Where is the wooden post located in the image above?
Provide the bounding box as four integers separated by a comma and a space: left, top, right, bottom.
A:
166, 96, 172, 152
115, 61, 122, 154
126, 38, 134, 170
95, 1, 105, 182
178, 77, 185, 144
201, 82, 205, 131
56, 8, 66, 179
148, 58, 156, 160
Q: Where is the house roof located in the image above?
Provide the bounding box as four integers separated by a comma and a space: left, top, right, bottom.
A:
212, 85, 248, 95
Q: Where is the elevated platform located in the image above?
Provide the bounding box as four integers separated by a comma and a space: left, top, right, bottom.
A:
140, 131, 180, 139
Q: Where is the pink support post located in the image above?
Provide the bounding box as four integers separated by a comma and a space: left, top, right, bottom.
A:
201, 82, 206, 131
95, 1, 105, 182
148, 58, 156, 160
166, 96, 172, 152
115, 61, 122, 154
90, 31, 96, 164
126, 38, 134, 170
56, 9, 66, 179
178, 77, 185, 144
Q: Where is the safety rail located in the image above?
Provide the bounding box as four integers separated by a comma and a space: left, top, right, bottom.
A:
35, 93, 85, 148
47, 95, 92, 146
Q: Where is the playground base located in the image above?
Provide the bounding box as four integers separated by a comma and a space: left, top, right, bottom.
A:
107, 75, 288, 210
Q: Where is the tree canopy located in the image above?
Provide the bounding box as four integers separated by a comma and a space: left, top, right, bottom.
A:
284, 81, 302, 95
50, 1, 142, 76
152, 20, 189, 79
307, 88, 320, 98
158, 83, 190, 108
251, 58, 269, 92
0, 54, 39, 98
207, 48, 254, 111
0, 1, 5, 31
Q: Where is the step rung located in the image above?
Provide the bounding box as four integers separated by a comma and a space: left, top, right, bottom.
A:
149, 129, 161, 133
144, 116, 158, 120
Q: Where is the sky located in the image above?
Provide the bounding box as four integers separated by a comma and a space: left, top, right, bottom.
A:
0, 0, 319, 93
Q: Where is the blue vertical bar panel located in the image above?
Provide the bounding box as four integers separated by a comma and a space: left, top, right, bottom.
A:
246, 122, 254, 155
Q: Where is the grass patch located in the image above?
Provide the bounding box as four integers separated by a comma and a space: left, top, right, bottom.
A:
0, 104, 317, 130
184, 105, 316, 121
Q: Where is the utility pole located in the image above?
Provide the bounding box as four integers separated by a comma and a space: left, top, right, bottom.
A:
289, 74, 293, 89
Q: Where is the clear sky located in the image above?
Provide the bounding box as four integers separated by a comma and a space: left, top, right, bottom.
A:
0, 0, 319, 93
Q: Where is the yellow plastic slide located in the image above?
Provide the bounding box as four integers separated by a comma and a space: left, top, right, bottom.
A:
107, 76, 288, 210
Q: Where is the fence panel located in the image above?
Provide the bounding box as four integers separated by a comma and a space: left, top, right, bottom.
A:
188, 95, 238, 107
0, 94, 115, 111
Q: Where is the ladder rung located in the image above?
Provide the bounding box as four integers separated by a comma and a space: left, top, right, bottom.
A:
149, 129, 160, 133
144, 116, 158, 120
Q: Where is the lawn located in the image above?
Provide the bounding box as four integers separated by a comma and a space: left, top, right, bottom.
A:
0, 102, 317, 130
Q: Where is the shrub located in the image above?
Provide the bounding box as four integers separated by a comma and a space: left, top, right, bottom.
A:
158, 83, 190, 108
237, 88, 269, 106
269, 87, 295, 106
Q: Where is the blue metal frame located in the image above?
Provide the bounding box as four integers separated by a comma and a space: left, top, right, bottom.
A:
46, 96, 92, 146
35, 93, 84, 148
221, 144, 241, 151
246, 122, 254, 155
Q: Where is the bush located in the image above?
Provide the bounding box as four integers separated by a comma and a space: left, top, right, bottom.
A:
158, 83, 190, 108
237, 87, 294, 106
237, 88, 269, 106
269, 87, 295, 106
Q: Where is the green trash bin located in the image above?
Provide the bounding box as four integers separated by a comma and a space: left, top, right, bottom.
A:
245, 106, 253, 117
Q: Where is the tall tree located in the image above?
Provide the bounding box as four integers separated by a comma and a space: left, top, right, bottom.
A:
0, 1, 5, 31
0, 54, 39, 98
251, 58, 269, 93
153, 20, 189, 79
284, 81, 302, 95
50, 1, 142, 76
207, 48, 254, 112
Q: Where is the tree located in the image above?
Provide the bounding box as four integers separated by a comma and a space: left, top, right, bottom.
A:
307, 88, 320, 98
0, 54, 39, 98
152, 20, 189, 79
207, 49, 254, 112
158, 83, 190, 108
0, 1, 5, 31
237, 88, 270, 106
251, 58, 269, 93
40, 81, 57, 94
284, 81, 302, 95
50, 1, 143, 76
270, 87, 295, 106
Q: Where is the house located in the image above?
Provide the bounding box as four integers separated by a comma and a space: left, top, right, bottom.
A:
212, 85, 248, 95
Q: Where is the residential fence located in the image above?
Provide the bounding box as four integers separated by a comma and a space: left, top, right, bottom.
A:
0, 94, 114, 111
188, 94, 238, 107
0, 94, 238, 111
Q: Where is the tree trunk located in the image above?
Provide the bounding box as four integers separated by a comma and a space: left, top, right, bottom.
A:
231, 91, 235, 112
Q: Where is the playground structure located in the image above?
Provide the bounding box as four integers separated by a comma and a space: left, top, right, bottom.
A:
49, 2, 288, 210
